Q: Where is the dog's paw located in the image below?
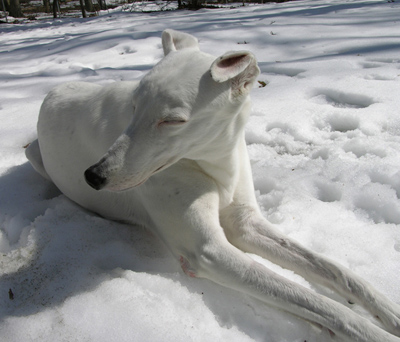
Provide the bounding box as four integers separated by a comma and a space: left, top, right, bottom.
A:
375, 300, 400, 337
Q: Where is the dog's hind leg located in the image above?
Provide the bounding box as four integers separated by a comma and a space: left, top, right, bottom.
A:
25, 139, 51, 181
220, 204, 400, 338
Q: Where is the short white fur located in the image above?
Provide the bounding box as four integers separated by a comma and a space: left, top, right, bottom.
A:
26, 29, 400, 342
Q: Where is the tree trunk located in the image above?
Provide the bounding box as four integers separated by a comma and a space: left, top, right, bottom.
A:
79, 0, 87, 17
97, 0, 106, 10
1, 0, 8, 22
52, 0, 59, 18
191, 0, 201, 9
84, 0, 93, 12
43, 0, 50, 12
9, 0, 23, 17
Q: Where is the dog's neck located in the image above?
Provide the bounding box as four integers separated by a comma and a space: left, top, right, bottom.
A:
194, 99, 251, 209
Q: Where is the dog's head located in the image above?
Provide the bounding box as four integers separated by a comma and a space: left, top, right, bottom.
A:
85, 29, 260, 191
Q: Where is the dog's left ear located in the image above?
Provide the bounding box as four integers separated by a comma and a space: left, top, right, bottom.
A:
162, 29, 199, 56
211, 51, 260, 98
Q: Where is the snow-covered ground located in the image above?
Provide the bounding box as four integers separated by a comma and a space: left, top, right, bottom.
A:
1, 0, 400, 341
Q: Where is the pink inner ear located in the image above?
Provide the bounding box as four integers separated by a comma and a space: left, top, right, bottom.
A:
211, 53, 251, 82
217, 54, 249, 69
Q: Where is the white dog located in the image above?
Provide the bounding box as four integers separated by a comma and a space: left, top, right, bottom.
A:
26, 29, 400, 342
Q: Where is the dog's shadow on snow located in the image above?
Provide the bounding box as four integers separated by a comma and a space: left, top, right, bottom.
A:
0, 162, 174, 315
0, 162, 304, 340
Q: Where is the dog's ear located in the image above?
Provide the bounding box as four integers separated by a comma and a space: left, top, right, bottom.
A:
162, 29, 199, 56
211, 51, 260, 98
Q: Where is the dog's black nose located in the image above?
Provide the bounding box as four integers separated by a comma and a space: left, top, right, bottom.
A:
84, 167, 107, 190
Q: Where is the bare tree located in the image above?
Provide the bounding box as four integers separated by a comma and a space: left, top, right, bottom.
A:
43, 0, 50, 12
2, 0, 23, 18
11, 0, 22, 17
52, 0, 59, 18
84, 0, 93, 12
97, 0, 106, 10
190, 0, 202, 9
78, 0, 87, 17
1, 0, 7, 21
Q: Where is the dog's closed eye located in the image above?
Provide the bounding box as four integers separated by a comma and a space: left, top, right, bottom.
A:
157, 117, 187, 127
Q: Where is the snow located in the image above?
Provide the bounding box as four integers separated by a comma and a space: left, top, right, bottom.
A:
1, 0, 400, 341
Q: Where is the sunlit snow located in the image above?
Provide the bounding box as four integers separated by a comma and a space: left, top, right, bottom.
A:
0, 1, 400, 341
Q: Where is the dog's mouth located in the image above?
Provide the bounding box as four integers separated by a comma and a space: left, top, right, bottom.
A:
152, 164, 167, 174
104, 164, 168, 192
105, 177, 148, 192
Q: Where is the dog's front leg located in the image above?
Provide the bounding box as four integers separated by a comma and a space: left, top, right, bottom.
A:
142, 171, 399, 342
220, 204, 400, 338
